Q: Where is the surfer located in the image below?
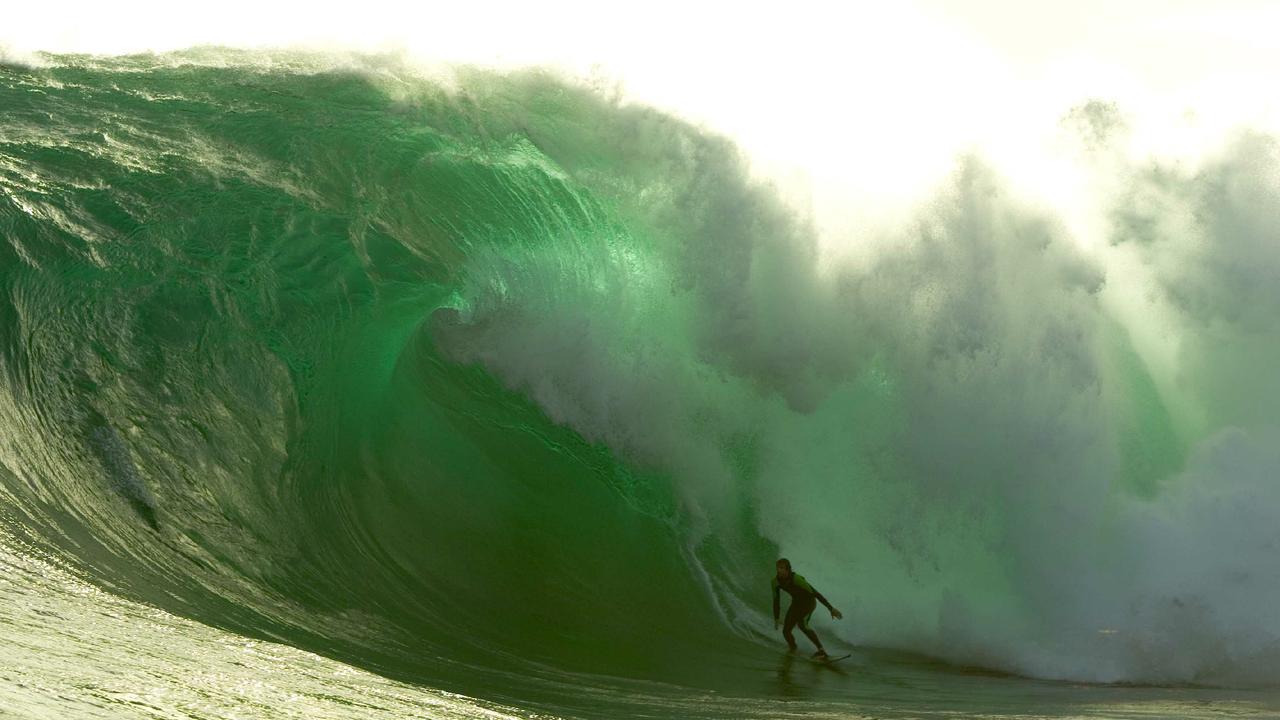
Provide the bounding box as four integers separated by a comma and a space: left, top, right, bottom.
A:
772, 558, 842, 659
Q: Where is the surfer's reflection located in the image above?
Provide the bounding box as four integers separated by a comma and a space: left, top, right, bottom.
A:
776, 651, 801, 695
776, 650, 851, 696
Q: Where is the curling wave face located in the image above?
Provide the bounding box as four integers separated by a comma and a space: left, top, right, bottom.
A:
2, 50, 1280, 697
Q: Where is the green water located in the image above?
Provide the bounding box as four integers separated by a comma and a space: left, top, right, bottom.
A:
2, 49, 1280, 717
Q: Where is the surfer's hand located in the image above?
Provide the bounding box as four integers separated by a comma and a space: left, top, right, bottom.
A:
774, 618, 780, 630
830, 608, 843, 620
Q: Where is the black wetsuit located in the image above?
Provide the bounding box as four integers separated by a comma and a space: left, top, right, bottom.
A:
772, 572, 833, 651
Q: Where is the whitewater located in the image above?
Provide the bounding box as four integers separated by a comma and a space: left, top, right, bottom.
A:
2, 46, 1280, 718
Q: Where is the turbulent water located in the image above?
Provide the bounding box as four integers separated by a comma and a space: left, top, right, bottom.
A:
2, 49, 1280, 718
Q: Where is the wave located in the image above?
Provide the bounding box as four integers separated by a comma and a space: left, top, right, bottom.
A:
2, 49, 1279, 694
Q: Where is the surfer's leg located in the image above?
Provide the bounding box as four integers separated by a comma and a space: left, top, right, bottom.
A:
799, 626, 823, 650
782, 608, 800, 650
798, 604, 824, 651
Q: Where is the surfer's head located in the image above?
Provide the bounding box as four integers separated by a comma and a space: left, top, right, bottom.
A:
775, 557, 792, 582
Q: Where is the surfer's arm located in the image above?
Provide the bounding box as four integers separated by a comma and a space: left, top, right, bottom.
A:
813, 588, 843, 620
799, 575, 843, 619
771, 580, 781, 621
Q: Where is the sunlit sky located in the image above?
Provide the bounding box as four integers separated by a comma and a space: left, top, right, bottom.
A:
6, 1, 1280, 240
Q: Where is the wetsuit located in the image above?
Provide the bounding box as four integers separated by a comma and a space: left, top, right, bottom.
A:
772, 573, 833, 651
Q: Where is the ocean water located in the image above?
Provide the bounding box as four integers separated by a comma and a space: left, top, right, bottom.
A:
2, 49, 1279, 718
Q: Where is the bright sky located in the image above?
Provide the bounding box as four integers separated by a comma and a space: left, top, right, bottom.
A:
6, 1, 1280, 241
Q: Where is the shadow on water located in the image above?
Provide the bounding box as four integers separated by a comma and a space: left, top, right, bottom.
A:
87, 422, 161, 532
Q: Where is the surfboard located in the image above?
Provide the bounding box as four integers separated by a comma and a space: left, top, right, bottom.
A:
812, 653, 852, 665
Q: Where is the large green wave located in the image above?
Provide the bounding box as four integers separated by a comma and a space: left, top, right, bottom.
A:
3, 49, 1280, 697
0, 50, 782, 694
